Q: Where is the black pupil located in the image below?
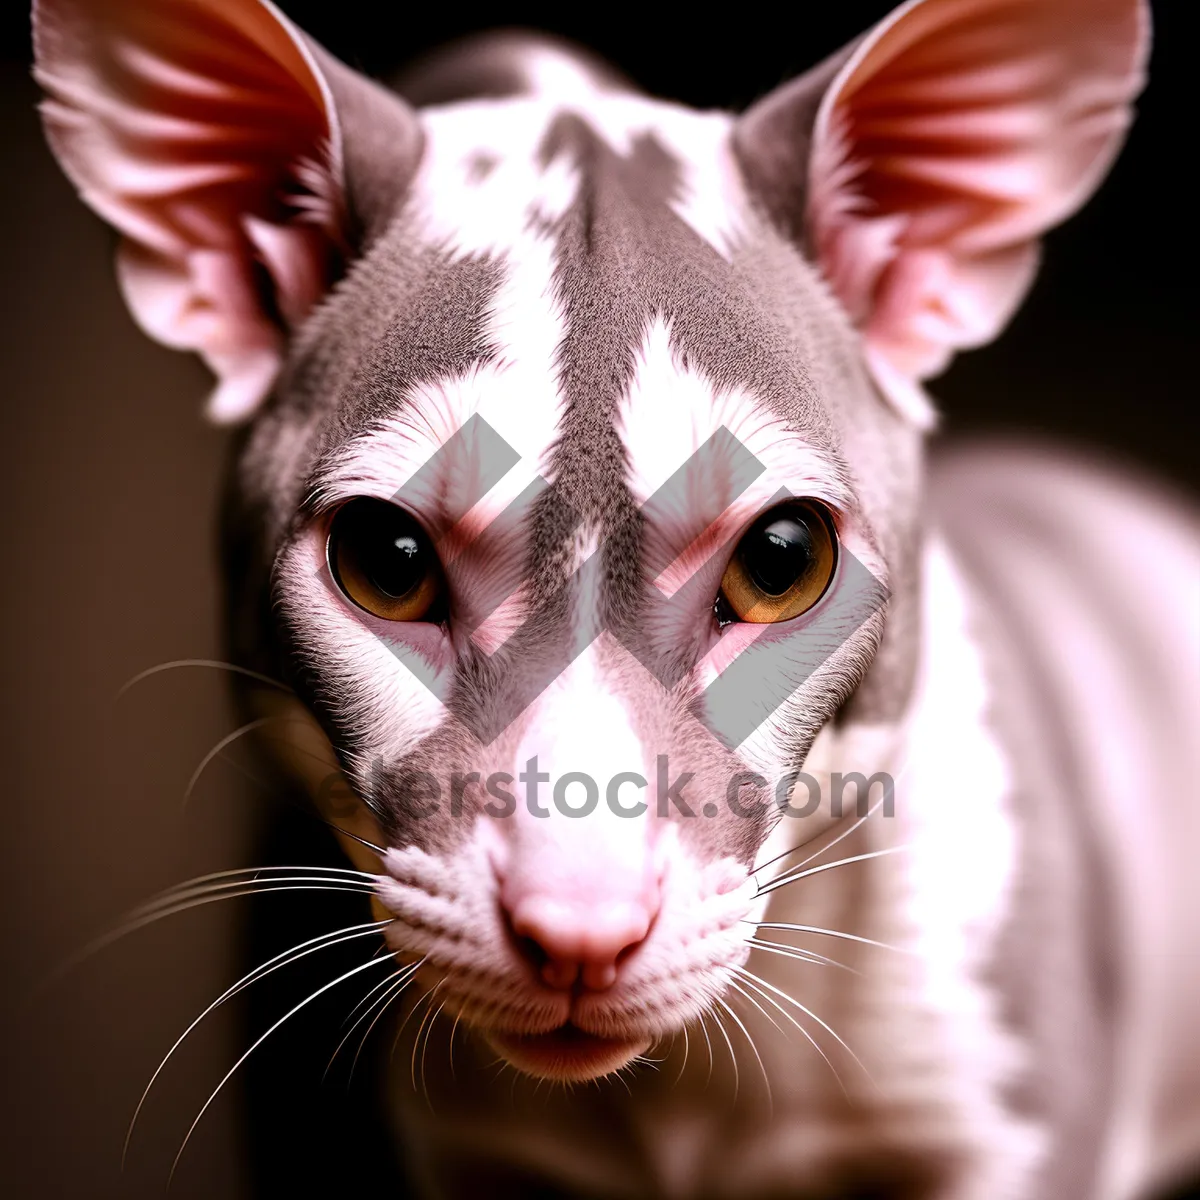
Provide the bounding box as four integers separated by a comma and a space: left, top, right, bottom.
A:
349, 503, 428, 598
742, 513, 816, 596
370, 533, 422, 598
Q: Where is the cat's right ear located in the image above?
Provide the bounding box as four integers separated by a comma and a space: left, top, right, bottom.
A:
33, 0, 422, 423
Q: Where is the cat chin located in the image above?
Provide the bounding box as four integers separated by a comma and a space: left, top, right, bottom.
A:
486, 1025, 651, 1082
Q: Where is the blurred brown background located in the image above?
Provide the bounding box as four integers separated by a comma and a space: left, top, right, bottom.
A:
0, 3, 1194, 1198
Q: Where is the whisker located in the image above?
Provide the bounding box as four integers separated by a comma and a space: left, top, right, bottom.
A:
115, 659, 293, 702
325, 823, 387, 856
421, 997, 448, 1107
334, 952, 405, 1034
745, 936, 860, 975
755, 845, 910, 897
124, 883, 377, 932
786, 793, 889, 872
143, 864, 379, 893
328, 969, 405, 1081
182, 716, 285, 808
697, 1011, 715, 1089
745, 921, 911, 955
673, 1022, 690, 1088
731, 967, 848, 1099
126, 866, 379, 918
715, 994, 770, 1115
346, 964, 423, 1087
735, 965, 875, 1092
752, 759, 912, 878
169, 954, 395, 1187
125, 920, 389, 1166
134, 873, 379, 912
447, 1008, 463, 1082
215, 726, 389, 857
708, 1002, 739, 1103
752, 794, 883, 878
406, 991, 440, 1096
409, 1000, 432, 1093
391, 987, 435, 1068
726, 977, 784, 1038
324, 965, 410, 1085
41, 876, 381, 992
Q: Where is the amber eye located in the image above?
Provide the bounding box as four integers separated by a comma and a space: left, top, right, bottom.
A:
328, 498, 445, 622
718, 501, 838, 624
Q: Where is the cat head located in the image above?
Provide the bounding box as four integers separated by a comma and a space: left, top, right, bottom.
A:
34, 0, 1148, 1079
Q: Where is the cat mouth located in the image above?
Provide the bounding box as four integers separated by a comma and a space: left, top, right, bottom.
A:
487, 1023, 651, 1082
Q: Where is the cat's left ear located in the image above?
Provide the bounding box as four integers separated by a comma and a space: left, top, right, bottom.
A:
33, 0, 421, 423
735, 0, 1150, 428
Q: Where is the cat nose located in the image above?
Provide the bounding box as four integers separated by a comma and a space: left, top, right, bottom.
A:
504, 894, 657, 991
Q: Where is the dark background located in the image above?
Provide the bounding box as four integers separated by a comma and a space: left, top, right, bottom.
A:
0, 3, 1194, 1198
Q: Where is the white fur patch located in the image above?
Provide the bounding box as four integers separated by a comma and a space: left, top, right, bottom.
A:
901, 534, 1016, 976
275, 534, 448, 768
418, 94, 747, 257
617, 316, 852, 584
312, 117, 574, 582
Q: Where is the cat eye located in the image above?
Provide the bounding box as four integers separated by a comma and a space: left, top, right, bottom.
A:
327, 498, 445, 622
718, 500, 838, 624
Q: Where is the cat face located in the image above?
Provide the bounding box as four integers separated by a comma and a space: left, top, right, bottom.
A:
35, 0, 1146, 1079
234, 93, 903, 1078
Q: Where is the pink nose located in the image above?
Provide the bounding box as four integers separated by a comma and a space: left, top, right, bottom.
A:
505, 895, 657, 991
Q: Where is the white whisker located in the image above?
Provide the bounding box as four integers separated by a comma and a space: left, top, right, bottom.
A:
745, 936, 860, 975
42, 876, 381, 992
142, 865, 380, 895
673, 1022, 690, 1088
732, 966, 848, 1100
752, 759, 912, 879
756, 845, 911, 897
115, 659, 293, 701
708, 1002, 739, 1103
182, 716, 283, 808
392, 987, 435, 1068
169, 955, 395, 1186
131, 875, 378, 920
735, 964, 875, 1093
348, 963, 424, 1085
697, 1011, 715, 1089
335, 953, 407, 1036
726, 977, 784, 1038
421, 997, 448, 1107
447, 1008, 463, 1082
715, 994, 770, 1114
410, 995, 436, 1095
126, 920, 389, 1166
745, 921, 911, 955
324, 963, 414, 1084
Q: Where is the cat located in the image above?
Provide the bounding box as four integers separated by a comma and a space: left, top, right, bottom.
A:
33, 0, 1200, 1195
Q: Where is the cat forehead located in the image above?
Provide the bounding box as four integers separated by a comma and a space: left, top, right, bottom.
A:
290, 92, 855, 511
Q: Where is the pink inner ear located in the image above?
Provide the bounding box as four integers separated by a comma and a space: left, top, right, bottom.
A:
807, 0, 1149, 402
34, 0, 346, 423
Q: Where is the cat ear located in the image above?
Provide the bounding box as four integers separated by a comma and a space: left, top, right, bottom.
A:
735, 0, 1150, 428
33, 0, 421, 423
